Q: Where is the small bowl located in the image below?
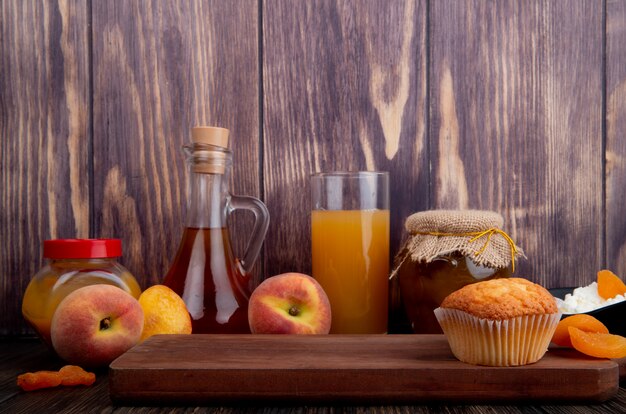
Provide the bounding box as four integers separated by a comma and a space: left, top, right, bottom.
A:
549, 288, 626, 337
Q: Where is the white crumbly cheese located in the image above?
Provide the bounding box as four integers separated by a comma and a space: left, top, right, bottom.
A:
557, 282, 626, 314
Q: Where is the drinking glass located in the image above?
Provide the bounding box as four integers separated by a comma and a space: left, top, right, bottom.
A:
311, 171, 389, 334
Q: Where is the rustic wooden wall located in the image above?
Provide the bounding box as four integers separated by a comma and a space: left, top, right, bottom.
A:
1, 0, 91, 336
90, 0, 259, 286
1, 0, 623, 336
429, 0, 604, 287
607, 0, 626, 277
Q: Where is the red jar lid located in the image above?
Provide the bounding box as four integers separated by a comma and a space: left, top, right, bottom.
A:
43, 239, 122, 259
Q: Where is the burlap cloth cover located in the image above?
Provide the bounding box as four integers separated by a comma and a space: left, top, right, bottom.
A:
391, 210, 524, 277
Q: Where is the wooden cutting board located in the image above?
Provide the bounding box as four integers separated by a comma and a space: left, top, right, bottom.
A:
109, 334, 620, 405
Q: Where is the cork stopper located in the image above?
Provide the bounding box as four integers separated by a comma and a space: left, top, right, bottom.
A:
190, 126, 230, 175
191, 126, 229, 149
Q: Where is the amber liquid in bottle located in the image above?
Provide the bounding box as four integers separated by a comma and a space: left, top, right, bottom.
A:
163, 227, 251, 333
165, 129, 269, 334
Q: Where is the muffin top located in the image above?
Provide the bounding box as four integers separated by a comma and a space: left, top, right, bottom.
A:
440, 278, 557, 320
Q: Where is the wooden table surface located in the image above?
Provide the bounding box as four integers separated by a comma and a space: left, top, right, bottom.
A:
1, 338, 625, 414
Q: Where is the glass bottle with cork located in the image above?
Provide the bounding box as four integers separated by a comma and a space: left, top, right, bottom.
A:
163, 126, 269, 334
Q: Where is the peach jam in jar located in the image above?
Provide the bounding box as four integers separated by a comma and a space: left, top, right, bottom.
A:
392, 210, 523, 334
22, 239, 141, 347
397, 251, 511, 333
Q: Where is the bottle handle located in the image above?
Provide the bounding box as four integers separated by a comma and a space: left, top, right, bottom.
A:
229, 195, 270, 275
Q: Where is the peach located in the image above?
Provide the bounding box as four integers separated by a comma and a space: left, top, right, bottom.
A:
138, 285, 192, 342
50, 284, 144, 367
248, 272, 331, 334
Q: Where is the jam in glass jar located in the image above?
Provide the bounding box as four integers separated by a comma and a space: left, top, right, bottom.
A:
392, 210, 522, 334
22, 239, 141, 347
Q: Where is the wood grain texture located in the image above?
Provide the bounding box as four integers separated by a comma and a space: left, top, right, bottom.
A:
429, 0, 604, 288
2, 338, 626, 412
262, 0, 428, 293
0, 0, 90, 335
109, 335, 619, 404
0, 1, 619, 337
91, 0, 259, 288
606, 0, 626, 278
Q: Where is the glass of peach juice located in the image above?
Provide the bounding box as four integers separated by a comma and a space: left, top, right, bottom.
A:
311, 171, 389, 334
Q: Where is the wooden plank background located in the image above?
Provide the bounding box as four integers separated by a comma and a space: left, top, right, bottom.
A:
1, 0, 91, 336
607, 0, 626, 277
91, 0, 259, 287
0, 0, 622, 336
429, 0, 603, 287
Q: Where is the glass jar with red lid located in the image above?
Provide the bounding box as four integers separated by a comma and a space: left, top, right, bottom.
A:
22, 239, 141, 347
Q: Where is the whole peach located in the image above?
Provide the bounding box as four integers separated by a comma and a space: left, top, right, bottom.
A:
138, 285, 192, 342
51, 284, 144, 367
248, 273, 331, 334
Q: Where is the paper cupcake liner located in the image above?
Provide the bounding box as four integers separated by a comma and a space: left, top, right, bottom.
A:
434, 307, 562, 366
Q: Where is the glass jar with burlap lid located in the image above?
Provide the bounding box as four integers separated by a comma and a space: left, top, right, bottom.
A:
392, 209, 524, 334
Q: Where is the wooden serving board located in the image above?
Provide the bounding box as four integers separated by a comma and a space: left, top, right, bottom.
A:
109, 334, 619, 405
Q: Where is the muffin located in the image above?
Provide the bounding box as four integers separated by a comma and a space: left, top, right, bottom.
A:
434, 278, 561, 366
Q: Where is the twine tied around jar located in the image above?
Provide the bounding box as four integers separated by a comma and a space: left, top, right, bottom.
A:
411, 227, 520, 272
391, 210, 525, 279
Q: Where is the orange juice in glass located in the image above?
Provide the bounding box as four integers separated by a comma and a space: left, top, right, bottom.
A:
311, 172, 389, 334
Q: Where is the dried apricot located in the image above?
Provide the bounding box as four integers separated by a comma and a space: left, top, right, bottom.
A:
59, 365, 96, 386
597, 269, 626, 300
551, 314, 609, 347
569, 326, 626, 359
17, 371, 62, 391
17, 365, 96, 391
